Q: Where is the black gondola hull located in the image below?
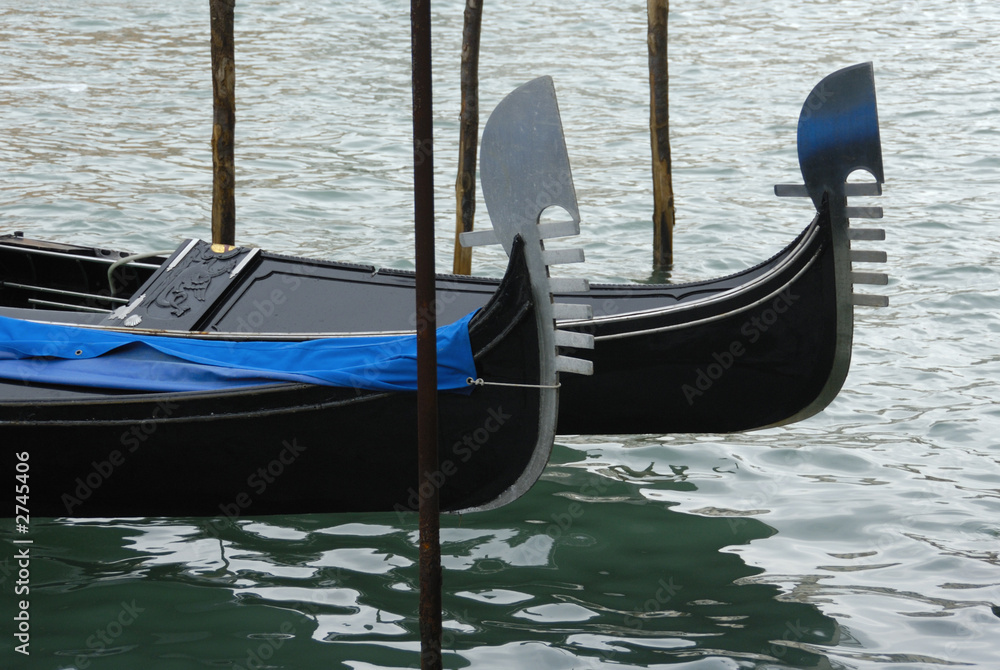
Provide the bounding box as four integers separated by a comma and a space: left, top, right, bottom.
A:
5, 383, 542, 518
0, 204, 845, 436
1, 237, 560, 518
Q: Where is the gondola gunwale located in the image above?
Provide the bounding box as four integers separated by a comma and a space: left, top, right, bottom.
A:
570, 217, 824, 335
589, 237, 823, 342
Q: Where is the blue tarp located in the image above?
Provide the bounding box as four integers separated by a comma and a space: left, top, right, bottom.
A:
0, 312, 477, 393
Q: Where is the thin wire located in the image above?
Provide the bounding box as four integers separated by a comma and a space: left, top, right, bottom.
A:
466, 377, 561, 390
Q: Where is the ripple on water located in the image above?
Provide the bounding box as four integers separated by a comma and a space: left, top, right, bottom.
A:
3, 0, 1000, 668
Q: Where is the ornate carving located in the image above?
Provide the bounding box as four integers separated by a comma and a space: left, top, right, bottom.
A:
151, 246, 243, 317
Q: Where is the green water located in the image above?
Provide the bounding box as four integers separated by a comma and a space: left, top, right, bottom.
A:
14, 450, 844, 669
2, 0, 999, 667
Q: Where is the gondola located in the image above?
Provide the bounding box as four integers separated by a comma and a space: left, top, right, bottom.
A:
0, 128, 597, 517
0, 64, 887, 439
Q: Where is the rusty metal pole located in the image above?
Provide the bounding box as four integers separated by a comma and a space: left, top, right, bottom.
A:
452, 0, 483, 275
210, 0, 236, 247
410, 0, 442, 668
648, 0, 675, 270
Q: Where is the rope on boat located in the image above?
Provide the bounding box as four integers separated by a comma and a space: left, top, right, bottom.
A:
466, 377, 561, 390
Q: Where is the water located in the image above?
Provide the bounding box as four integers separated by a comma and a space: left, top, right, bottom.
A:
2, 1, 999, 668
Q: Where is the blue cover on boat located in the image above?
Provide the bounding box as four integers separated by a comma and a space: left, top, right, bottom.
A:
0, 313, 477, 393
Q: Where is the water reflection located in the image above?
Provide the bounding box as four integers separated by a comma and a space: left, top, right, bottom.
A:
445, 451, 841, 668
8, 445, 842, 668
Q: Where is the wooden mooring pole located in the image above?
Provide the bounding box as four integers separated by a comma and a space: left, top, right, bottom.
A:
210, 0, 236, 247
452, 0, 483, 275
411, 0, 443, 667
647, 0, 675, 270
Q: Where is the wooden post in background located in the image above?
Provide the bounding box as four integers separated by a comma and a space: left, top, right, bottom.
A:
210, 0, 236, 247
647, 0, 675, 270
452, 0, 483, 275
